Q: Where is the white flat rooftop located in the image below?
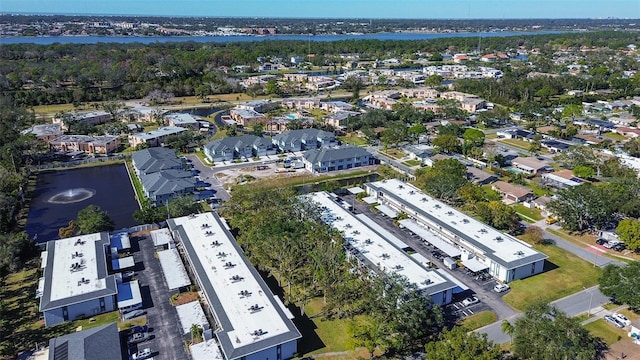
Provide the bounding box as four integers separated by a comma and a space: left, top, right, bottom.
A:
176, 301, 208, 335
376, 204, 398, 218
362, 196, 378, 204
112, 256, 135, 271
40, 233, 117, 312
151, 228, 173, 248
157, 249, 191, 290
117, 280, 142, 309
190, 340, 224, 360
367, 179, 547, 269
309, 192, 455, 295
347, 186, 365, 194
399, 219, 462, 258
167, 212, 301, 360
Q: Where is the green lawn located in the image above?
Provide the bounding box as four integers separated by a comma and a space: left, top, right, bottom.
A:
380, 148, 406, 159
402, 159, 423, 167
502, 243, 602, 311
338, 135, 368, 146
603, 132, 627, 141
459, 311, 498, 330
500, 139, 532, 151
512, 204, 544, 221
584, 319, 625, 345
300, 298, 356, 356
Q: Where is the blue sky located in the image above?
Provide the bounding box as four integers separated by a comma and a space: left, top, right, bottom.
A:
2, 0, 639, 19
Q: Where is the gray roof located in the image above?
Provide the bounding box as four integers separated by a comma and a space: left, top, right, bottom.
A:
204, 135, 273, 154
303, 146, 371, 164
167, 214, 301, 360
131, 147, 183, 175
130, 126, 187, 141
48, 322, 122, 360
141, 170, 195, 197
20, 123, 64, 137
49, 135, 119, 146
274, 128, 335, 147
39, 232, 117, 312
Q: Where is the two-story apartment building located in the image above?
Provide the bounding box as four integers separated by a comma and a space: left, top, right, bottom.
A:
128, 126, 187, 148
204, 135, 276, 162
272, 129, 337, 152
49, 135, 121, 155
302, 147, 375, 173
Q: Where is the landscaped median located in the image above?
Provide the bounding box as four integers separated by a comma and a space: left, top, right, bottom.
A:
459, 311, 498, 330
501, 241, 602, 311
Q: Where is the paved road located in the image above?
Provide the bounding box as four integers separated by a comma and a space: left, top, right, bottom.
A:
477, 285, 610, 344
131, 234, 188, 360
185, 154, 230, 201
366, 146, 416, 177
543, 229, 625, 267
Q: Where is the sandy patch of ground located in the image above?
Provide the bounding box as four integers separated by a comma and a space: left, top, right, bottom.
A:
605, 339, 640, 360
214, 163, 307, 187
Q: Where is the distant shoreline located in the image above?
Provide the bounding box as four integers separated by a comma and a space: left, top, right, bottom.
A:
0, 30, 567, 45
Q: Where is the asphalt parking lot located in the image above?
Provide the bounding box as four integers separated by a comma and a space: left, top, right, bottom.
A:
343, 193, 518, 321
184, 154, 230, 202
126, 233, 188, 360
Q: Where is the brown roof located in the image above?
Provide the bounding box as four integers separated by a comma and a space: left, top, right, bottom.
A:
492, 181, 533, 199
512, 157, 547, 170
536, 126, 556, 134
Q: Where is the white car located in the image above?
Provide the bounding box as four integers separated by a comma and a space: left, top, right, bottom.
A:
612, 312, 631, 326
462, 296, 480, 306
131, 348, 152, 360
493, 283, 510, 293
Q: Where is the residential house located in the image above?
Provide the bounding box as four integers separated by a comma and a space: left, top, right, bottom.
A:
302, 147, 375, 173
128, 126, 187, 148
613, 127, 640, 138
49, 135, 120, 155
165, 113, 200, 130
204, 135, 276, 162
236, 100, 280, 113
321, 101, 354, 113
324, 111, 360, 130
466, 167, 498, 185
628, 319, 640, 345
404, 144, 434, 162
281, 98, 321, 110
20, 123, 64, 142
540, 139, 571, 153
461, 97, 486, 113
491, 181, 534, 202
541, 170, 584, 189
511, 157, 551, 176
273, 129, 337, 152
533, 196, 552, 214
131, 147, 184, 176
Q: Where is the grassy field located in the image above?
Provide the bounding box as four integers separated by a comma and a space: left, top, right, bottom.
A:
402, 159, 422, 167
512, 204, 544, 221
338, 135, 368, 146
499, 139, 533, 151
380, 148, 405, 159
459, 311, 498, 330
300, 298, 355, 356
584, 319, 625, 345
603, 132, 627, 141
502, 242, 602, 311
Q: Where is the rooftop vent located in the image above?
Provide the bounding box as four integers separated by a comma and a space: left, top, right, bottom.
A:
495, 236, 503, 242
479, 228, 488, 234
381, 253, 390, 259
514, 251, 524, 256
435, 204, 441, 209
422, 279, 433, 285
201, 223, 210, 229
211, 241, 221, 247
398, 185, 404, 189
216, 252, 227, 258
238, 290, 252, 298
446, 211, 453, 216
251, 329, 266, 336
249, 304, 263, 313
409, 190, 415, 195
71, 251, 83, 259
73, 239, 86, 246
462, 219, 469, 224
230, 275, 244, 282
223, 262, 236, 269
421, 197, 428, 202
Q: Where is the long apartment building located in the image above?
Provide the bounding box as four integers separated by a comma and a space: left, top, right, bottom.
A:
168, 212, 301, 360
308, 192, 458, 306
364, 179, 547, 283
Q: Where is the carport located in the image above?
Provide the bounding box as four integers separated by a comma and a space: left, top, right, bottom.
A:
112, 256, 135, 271
376, 204, 398, 218
157, 249, 191, 291
399, 219, 462, 258
462, 257, 489, 273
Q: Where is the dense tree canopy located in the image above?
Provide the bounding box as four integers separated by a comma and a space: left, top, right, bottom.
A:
616, 219, 640, 251
425, 326, 504, 360
75, 205, 115, 234
415, 159, 468, 203
600, 262, 640, 309
509, 302, 602, 360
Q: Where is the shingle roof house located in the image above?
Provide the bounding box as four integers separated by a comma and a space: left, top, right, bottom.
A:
131, 147, 184, 176
203, 135, 276, 162
273, 128, 337, 152
140, 169, 196, 206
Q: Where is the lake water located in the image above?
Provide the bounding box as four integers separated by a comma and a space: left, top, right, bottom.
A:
25, 164, 140, 243
0, 31, 565, 45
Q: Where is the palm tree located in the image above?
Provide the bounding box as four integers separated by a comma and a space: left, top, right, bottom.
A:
501, 319, 514, 345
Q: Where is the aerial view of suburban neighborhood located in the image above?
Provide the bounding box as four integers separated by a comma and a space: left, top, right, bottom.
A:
2, 1, 640, 359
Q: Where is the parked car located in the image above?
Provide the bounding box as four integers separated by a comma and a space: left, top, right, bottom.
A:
127, 325, 149, 335
595, 238, 607, 245
122, 309, 145, 320
612, 313, 631, 326
462, 296, 480, 306
604, 315, 625, 328
128, 332, 151, 345
131, 348, 152, 360
613, 243, 626, 252
604, 241, 620, 249
493, 283, 510, 293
